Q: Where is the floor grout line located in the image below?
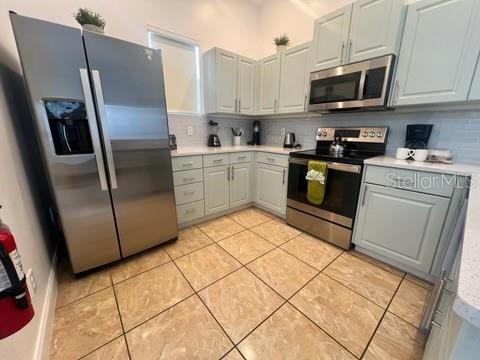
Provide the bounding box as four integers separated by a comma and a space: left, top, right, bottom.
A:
53, 209, 418, 359
359, 272, 407, 359
169, 253, 239, 359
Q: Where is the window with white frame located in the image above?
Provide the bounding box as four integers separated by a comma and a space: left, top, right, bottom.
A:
148, 29, 201, 114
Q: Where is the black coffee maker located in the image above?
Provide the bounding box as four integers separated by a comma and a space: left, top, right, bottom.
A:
248, 120, 261, 145
405, 124, 433, 149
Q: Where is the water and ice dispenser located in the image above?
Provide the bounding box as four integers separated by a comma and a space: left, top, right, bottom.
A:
44, 100, 93, 155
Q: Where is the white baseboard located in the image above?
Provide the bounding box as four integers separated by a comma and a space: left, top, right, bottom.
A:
33, 250, 58, 360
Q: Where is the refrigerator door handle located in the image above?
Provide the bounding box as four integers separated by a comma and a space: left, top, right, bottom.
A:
79, 68, 109, 191
91, 70, 118, 189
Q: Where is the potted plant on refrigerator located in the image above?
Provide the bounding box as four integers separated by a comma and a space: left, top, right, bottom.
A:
74, 8, 105, 34
273, 34, 290, 53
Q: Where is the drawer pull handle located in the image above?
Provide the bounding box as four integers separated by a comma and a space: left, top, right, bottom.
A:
182, 162, 194, 167
238, 156, 246, 159
267, 157, 275, 162
183, 177, 195, 182
213, 159, 223, 163
185, 208, 196, 214
184, 190, 195, 195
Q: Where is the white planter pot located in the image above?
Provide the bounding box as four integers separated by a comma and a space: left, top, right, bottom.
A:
276, 45, 287, 53
82, 24, 104, 34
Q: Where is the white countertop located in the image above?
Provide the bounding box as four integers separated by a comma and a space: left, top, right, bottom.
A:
366, 156, 480, 328
171, 145, 295, 157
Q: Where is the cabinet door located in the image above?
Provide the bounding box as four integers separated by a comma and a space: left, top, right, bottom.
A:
230, 162, 253, 208
204, 165, 229, 215
393, 0, 480, 106
257, 54, 281, 114
278, 43, 311, 113
255, 163, 287, 215
310, 5, 352, 71
215, 48, 238, 113
468, 60, 480, 100
348, 0, 405, 63
237, 56, 256, 114
353, 184, 450, 272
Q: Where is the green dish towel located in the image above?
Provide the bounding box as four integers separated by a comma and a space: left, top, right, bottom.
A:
307, 161, 327, 205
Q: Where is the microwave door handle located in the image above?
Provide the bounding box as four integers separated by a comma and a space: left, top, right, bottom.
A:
79, 68, 109, 191
91, 70, 118, 190
358, 70, 366, 100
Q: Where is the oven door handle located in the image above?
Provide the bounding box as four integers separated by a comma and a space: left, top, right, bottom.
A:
289, 158, 361, 174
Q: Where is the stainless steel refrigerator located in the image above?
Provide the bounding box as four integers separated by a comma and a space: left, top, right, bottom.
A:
10, 14, 178, 273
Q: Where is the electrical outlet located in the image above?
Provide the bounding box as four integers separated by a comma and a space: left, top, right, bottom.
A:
26, 268, 37, 297
186, 125, 194, 136
280, 128, 286, 136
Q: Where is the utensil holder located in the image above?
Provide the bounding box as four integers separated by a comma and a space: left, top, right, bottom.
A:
233, 136, 241, 146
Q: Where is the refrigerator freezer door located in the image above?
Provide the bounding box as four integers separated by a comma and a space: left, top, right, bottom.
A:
10, 15, 121, 272
83, 31, 178, 256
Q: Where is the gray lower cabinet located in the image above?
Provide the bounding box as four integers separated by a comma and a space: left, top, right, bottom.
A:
204, 165, 230, 216
230, 162, 253, 208
255, 162, 288, 215
353, 183, 450, 272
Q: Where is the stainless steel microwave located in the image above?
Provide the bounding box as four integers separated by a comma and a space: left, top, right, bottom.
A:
307, 55, 395, 112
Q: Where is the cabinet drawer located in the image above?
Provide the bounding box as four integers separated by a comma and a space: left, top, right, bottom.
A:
176, 200, 205, 224
173, 169, 203, 186
364, 165, 455, 197
172, 155, 203, 171
257, 152, 289, 167
229, 152, 252, 164
203, 153, 229, 167
174, 182, 204, 205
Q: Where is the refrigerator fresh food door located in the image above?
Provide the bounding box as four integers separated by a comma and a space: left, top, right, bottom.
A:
10, 15, 121, 272
83, 31, 178, 257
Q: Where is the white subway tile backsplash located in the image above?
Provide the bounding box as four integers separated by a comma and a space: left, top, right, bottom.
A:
168, 110, 480, 164
261, 110, 480, 163
167, 113, 254, 147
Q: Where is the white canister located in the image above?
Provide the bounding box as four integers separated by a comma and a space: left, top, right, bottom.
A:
233, 136, 241, 146
395, 148, 410, 160
413, 149, 429, 162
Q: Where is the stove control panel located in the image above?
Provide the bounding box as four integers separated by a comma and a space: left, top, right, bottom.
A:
316, 127, 388, 143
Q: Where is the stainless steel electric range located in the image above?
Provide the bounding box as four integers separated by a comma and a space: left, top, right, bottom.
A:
286, 127, 388, 250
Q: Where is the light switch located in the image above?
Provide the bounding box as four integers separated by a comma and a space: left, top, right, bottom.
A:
186, 125, 194, 136
280, 128, 286, 136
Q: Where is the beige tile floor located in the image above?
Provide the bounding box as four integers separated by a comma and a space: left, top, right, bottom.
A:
51, 207, 430, 360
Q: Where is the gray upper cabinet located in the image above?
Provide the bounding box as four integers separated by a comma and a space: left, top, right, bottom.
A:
278, 43, 311, 113
310, 0, 405, 72
257, 53, 281, 114
310, 5, 353, 72
237, 56, 256, 114
353, 183, 450, 273
393, 0, 480, 106
348, 0, 405, 63
468, 58, 480, 100
203, 48, 255, 114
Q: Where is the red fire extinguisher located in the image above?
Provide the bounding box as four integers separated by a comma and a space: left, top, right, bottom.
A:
0, 217, 34, 339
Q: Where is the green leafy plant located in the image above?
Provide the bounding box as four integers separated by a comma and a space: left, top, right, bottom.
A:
74, 8, 105, 29
273, 34, 290, 46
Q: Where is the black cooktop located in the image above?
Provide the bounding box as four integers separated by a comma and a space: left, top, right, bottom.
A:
290, 149, 379, 165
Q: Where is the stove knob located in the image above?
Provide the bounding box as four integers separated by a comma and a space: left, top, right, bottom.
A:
322, 131, 327, 137
376, 131, 383, 138
369, 131, 376, 137
362, 131, 368, 137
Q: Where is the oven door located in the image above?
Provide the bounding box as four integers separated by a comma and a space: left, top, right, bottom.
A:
287, 157, 362, 228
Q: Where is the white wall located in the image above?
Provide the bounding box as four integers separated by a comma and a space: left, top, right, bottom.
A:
256, 0, 352, 57
6, 0, 262, 58
0, 1, 56, 359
